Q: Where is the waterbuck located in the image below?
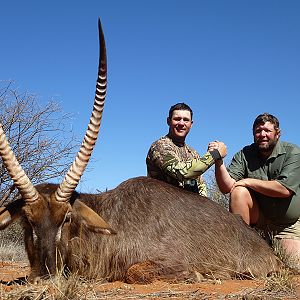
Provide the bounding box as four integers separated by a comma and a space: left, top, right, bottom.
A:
0, 19, 279, 284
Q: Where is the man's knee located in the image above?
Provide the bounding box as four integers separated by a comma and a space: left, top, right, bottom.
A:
231, 186, 251, 198
230, 186, 252, 208
230, 187, 248, 213
230, 187, 259, 225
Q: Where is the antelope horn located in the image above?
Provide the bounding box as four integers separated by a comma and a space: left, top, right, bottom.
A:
55, 18, 107, 202
0, 126, 39, 203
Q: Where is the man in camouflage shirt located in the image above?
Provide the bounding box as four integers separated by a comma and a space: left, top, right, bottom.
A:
146, 103, 227, 196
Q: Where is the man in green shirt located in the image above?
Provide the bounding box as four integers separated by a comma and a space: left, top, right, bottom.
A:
212, 113, 300, 262
146, 102, 227, 196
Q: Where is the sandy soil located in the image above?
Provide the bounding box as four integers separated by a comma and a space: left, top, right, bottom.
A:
0, 261, 300, 299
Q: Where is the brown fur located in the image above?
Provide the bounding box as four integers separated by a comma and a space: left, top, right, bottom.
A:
66, 177, 280, 281
1, 177, 280, 283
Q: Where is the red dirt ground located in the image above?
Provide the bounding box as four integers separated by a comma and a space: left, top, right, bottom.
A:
0, 261, 300, 299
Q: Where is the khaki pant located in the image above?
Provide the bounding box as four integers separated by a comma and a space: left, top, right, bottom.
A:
256, 214, 300, 240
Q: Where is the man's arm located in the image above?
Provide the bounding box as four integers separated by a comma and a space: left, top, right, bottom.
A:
148, 138, 227, 182
232, 178, 292, 198
208, 141, 235, 194
165, 141, 227, 181
239, 146, 300, 198
214, 160, 292, 197
214, 159, 236, 194
162, 151, 218, 181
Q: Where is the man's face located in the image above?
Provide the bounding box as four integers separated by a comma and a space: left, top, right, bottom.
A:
167, 109, 193, 142
253, 121, 280, 153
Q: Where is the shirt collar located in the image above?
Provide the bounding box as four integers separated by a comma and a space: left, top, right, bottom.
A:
166, 134, 185, 147
268, 140, 286, 159
251, 140, 285, 161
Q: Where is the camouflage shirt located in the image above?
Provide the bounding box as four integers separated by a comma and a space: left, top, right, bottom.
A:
146, 135, 216, 196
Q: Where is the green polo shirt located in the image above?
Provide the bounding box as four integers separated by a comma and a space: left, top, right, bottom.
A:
228, 141, 300, 224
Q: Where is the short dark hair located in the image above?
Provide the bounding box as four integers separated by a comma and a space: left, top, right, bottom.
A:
168, 103, 193, 120
252, 113, 280, 132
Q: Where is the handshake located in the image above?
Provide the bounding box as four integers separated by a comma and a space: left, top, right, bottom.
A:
208, 140, 227, 159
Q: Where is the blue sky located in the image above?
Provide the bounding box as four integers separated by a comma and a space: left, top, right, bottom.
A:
1, 1, 300, 192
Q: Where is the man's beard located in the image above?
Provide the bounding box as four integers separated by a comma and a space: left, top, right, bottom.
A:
256, 138, 278, 153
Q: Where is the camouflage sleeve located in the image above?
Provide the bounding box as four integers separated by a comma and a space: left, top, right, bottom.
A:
196, 179, 207, 197
162, 152, 215, 181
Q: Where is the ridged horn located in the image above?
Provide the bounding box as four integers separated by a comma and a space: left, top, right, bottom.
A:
55, 18, 107, 202
0, 126, 39, 203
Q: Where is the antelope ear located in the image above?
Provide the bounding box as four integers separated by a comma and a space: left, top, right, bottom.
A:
0, 207, 13, 229
73, 200, 116, 235
0, 199, 24, 229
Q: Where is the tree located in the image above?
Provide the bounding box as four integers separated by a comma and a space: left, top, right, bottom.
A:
0, 81, 78, 205
206, 167, 230, 210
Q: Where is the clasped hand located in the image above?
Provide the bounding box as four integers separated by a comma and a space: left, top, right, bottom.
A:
207, 140, 227, 158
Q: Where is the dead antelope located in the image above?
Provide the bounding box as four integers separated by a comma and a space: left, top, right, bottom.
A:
0, 19, 280, 284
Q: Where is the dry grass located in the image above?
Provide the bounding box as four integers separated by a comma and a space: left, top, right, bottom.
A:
0, 240, 26, 262
0, 253, 298, 300
0, 220, 299, 299
225, 236, 298, 300
225, 269, 296, 300
1, 271, 297, 300
0, 221, 27, 262
1, 274, 93, 300
0, 280, 211, 300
